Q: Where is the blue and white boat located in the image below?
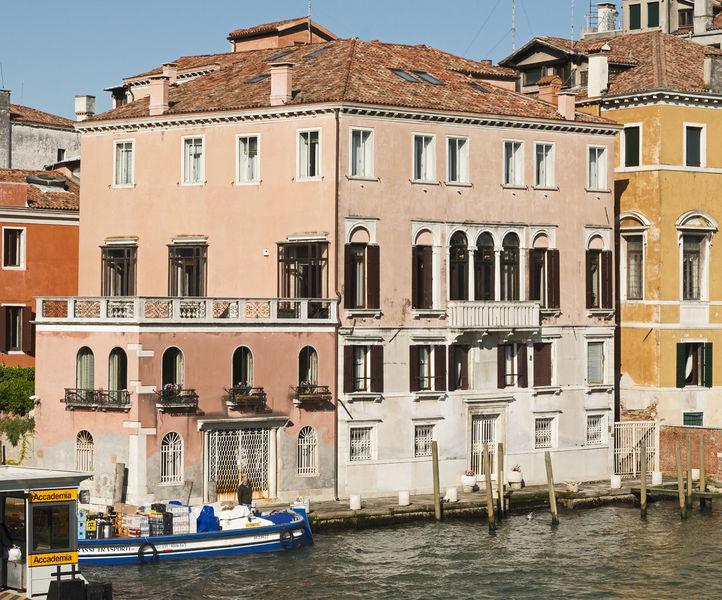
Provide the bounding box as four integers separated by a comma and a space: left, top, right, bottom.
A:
78, 506, 312, 565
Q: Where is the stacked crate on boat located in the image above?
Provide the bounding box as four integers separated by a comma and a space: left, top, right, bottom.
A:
124, 514, 149, 538
85, 518, 97, 540
148, 510, 165, 536
170, 505, 190, 535
78, 509, 87, 540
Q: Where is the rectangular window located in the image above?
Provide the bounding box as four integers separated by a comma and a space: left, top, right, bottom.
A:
413, 134, 435, 181
102, 246, 137, 296
679, 9, 693, 27
534, 417, 554, 449
498, 343, 528, 388
348, 244, 366, 308
676, 342, 713, 388
418, 345, 432, 390
298, 130, 320, 179
114, 140, 134, 186
534, 143, 554, 187
31, 504, 72, 553
648, 2, 659, 27
350, 129, 373, 178
349, 427, 373, 461
447, 137, 469, 184
237, 135, 259, 183
449, 344, 470, 391
2, 228, 24, 269
412, 245, 433, 309
352, 346, 370, 392
587, 341, 604, 385
503, 141, 523, 186
625, 236, 643, 300
5, 307, 22, 351
683, 412, 704, 427
533, 342, 552, 387
629, 3, 641, 29
586, 414, 605, 445
168, 244, 207, 296
682, 235, 702, 301
182, 137, 204, 184
588, 146, 606, 190
344, 345, 383, 394
586, 249, 612, 309
57, 148, 65, 162
624, 126, 640, 167
278, 242, 328, 299
524, 67, 542, 86
530, 248, 547, 305
685, 125, 703, 168
414, 424, 435, 457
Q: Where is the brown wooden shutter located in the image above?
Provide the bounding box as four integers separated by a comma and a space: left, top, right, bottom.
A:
448, 344, 457, 391
434, 345, 446, 391
411, 247, 419, 308
528, 248, 536, 302
602, 250, 613, 309
370, 345, 384, 393
518, 344, 528, 388
460, 346, 469, 390
343, 346, 353, 393
367, 245, 380, 309
422, 246, 433, 309
344, 245, 353, 308
21, 307, 34, 355
533, 343, 552, 387
547, 249, 560, 309
409, 345, 419, 392
0, 307, 7, 354
497, 345, 506, 389
585, 250, 593, 309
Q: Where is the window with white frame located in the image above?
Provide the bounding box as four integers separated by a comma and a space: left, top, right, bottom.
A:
237, 135, 259, 183
114, 140, 134, 186
587, 341, 604, 385
297, 426, 318, 475
682, 234, 703, 300
4, 307, 22, 351
447, 137, 469, 184
534, 417, 554, 449
298, 130, 320, 179
414, 424, 435, 457
588, 146, 606, 190
586, 414, 605, 445
418, 345, 432, 390
349, 426, 373, 461
413, 134, 435, 182
350, 129, 373, 178
534, 143, 554, 187
2, 228, 25, 269
352, 345, 370, 392
685, 124, 705, 168
160, 431, 183, 483
182, 137, 204, 184
503, 140, 523, 186
76, 430, 94, 474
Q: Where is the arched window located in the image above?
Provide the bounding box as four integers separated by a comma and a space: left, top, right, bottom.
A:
297, 426, 318, 475
162, 347, 184, 387
108, 347, 127, 405
76, 347, 95, 404
76, 430, 94, 474
232, 346, 253, 387
500, 233, 519, 301
299, 346, 318, 387
412, 230, 434, 310
449, 231, 468, 300
160, 432, 183, 484
585, 235, 611, 309
675, 212, 717, 302
475, 233, 495, 301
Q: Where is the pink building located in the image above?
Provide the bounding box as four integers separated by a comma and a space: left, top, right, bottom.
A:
34, 19, 619, 505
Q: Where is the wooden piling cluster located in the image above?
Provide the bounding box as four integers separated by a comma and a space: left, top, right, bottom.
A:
667, 434, 712, 520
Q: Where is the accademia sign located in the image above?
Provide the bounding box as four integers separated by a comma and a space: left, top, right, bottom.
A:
28, 488, 77, 503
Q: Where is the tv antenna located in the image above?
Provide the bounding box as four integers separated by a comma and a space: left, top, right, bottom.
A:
308, 0, 311, 43
511, 0, 516, 51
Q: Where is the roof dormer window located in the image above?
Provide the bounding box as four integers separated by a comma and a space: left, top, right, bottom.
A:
412, 71, 444, 85
389, 69, 421, 82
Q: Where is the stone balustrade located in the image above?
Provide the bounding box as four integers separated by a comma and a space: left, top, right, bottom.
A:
447, 301, 540, 329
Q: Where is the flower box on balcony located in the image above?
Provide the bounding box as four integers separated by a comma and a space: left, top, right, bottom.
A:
226, 386, 267, 410
64, 388, 130, 412
155, 386, 199, 412
292, 384, 332, 406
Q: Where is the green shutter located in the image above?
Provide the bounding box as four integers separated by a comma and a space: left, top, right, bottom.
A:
676, 343, 686, 388
624, 126, 640, 167
648, 2, 659, 27
629, 4, 641, 29
704, 342, 713, 388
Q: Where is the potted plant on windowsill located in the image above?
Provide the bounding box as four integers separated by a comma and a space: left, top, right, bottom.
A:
461, 469, 477, 491
508, 464, 523, 490
161, 382, 183, 402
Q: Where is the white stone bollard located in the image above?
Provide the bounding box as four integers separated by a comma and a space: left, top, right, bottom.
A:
398, 491, 410, 506
692, 468, 700, 481
349, 494, 361, 510
610, 474, 622, 489
652, 471, 663, 485
446, 487, 458, 502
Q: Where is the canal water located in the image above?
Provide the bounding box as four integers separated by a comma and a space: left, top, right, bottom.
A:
84, 503, 722, 599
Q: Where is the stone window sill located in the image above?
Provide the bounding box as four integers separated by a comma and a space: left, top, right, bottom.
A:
533, 386, 561, 396
585, 385, 613, 394
412, 309, 446, 319
413, 391, 446, 402
345, 309, 382, 319
346, 393, 383, 403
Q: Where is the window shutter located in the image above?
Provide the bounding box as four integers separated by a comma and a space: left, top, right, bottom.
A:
534, 343, 552, 387
344, 245, 353, 308
704, 342, 713, 388
343, 346, 353, 394
448, 344, 457, 391
422, 246, 433, 309
528, 248, 536, 302
518, 344, 528, 388
411, 247, 419, 308
547, 249, 560, 309
460, 346, 469, 390
497, 345, 506, 389
409, 345, 419, 392
367, 245, 380, 309
370, 345, 384, 393
676, 343, 686, 388
0, 307, 7, 354
602, 250, 613, 309
585, 250, 593, 309
21, 307, 34, 355
434, 345, 447, 391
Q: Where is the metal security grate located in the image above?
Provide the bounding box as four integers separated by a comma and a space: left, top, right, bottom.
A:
297, 426, 318, 475
586, 415, 604, 445
208, 428, 270, 501
614, 421, 657, 476
75, 430, 94, 478
535, 417, 553, 449
160, 432, 183, 483
470, 414, 497, 475
350, 427, 372, 461
414, 424, 434, 457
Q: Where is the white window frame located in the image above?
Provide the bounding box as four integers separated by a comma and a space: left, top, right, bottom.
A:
297, 128, 322, 181
502, 140, 524, 187
446, 136, 469, 184
587, 145, 607, 191
2, 227, 26, 271
236, 133, 260, 184
585, 413, 607, 446
414, 423, 436, 458
160, 431, 183, 484
683, 122, 706, 168
349, 425, 375, 462
113, 139, 135, 188
533, 142, 555, 188
349, 127, 374, 179
181, 135, 205, 186
534, 416, 556, 449
297, 426, 318, 476
620, 123, 642, 169
679, 231, 711, 302
411, 133, 436, 183
352, 345, 371, 392
587, 340, 605, 385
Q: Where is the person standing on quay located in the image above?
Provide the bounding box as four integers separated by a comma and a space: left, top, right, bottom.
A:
237, 475, 253, 506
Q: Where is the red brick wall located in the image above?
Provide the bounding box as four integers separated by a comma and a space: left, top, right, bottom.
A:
659, 426, 722, 481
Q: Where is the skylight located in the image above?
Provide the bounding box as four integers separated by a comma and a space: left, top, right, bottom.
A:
469, 82, 489, 93
305, 47, 329, 58
389, 68, 421, 82
247, 74, 270, 83
413, 71, 444, 85
265, 50, 294, 62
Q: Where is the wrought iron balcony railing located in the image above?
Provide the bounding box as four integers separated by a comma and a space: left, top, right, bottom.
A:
63, 388, 131, 411
292, 384, 333, 405
155, 388, 199, 411
225, 386, 267, 410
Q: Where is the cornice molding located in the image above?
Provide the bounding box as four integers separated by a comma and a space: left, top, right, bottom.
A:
579, 89, 722, 111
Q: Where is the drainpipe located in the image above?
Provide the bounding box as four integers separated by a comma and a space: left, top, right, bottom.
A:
333, 106, 341, 502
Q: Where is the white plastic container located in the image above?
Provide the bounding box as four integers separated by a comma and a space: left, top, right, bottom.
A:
398, 491, 410, 506
446, 487, 458, 502
652, 471, 663, 485
692, 468, 700, 481
610, 474, 622, 489
349, 494, 361, 510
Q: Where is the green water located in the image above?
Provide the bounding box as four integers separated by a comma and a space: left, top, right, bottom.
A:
84, 503, 722, 599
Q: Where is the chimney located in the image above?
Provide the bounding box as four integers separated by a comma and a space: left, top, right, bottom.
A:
557, 91, 576, 120
537, 75, 562, 105
587, 44, 610, 98
270, 62, 294, 106
74, 94, 96, 122
694, 0, 714, 35
597, 3, 618, 32
149, 75, 169, 116
163, 62, 178, 86
0, 90, 10, 168
704, 51, 722, 93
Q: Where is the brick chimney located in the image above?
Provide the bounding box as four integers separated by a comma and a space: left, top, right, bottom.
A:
0, 90, 10, 168
587, 44, 610, 98
537, 75, 562, 105
163, 62, 178, 86
74, 95, 96, 122
149, 75, 169, 116
557, 92, 576, 120
704, 51, 722, 93
270, 62, 294, 106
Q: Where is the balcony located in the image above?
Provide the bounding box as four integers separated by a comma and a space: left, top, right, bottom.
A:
36, 297, 337, 326
447, 301, 540, 330
292, 384, 333, 406
63, 388, 131, 411
226, 386, 267, 411
155, 387, 199, 412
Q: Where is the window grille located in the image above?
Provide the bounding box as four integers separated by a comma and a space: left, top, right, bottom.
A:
297, 426, 318, 475
350, 427, 372, 461
535, 417, 553, 449
470, 414, 497, 475
76, 430, 94, 477
160, 432, 183, 483
586, 415, 604, 445
414, 424, 434, 457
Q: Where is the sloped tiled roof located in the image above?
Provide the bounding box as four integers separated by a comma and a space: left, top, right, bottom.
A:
228, 17, 316, 40
0, 169, 79, 211
9, 104, 75, 129
93, 38, 611, 126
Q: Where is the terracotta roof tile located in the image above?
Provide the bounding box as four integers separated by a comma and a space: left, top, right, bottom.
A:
228, 17, 311, 40
0, 168, 79, 211
9, 105, 75, 129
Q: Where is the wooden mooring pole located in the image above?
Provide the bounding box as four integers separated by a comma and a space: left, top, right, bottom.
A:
482, 443, 496, 532
431, 441, 441, 522
674, 441, 686, 520
497, 442, 505, 519
700, 436, 708, 511
544, 451, 559, 525
640, 440, 647, 520
686, 435, 693, 509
